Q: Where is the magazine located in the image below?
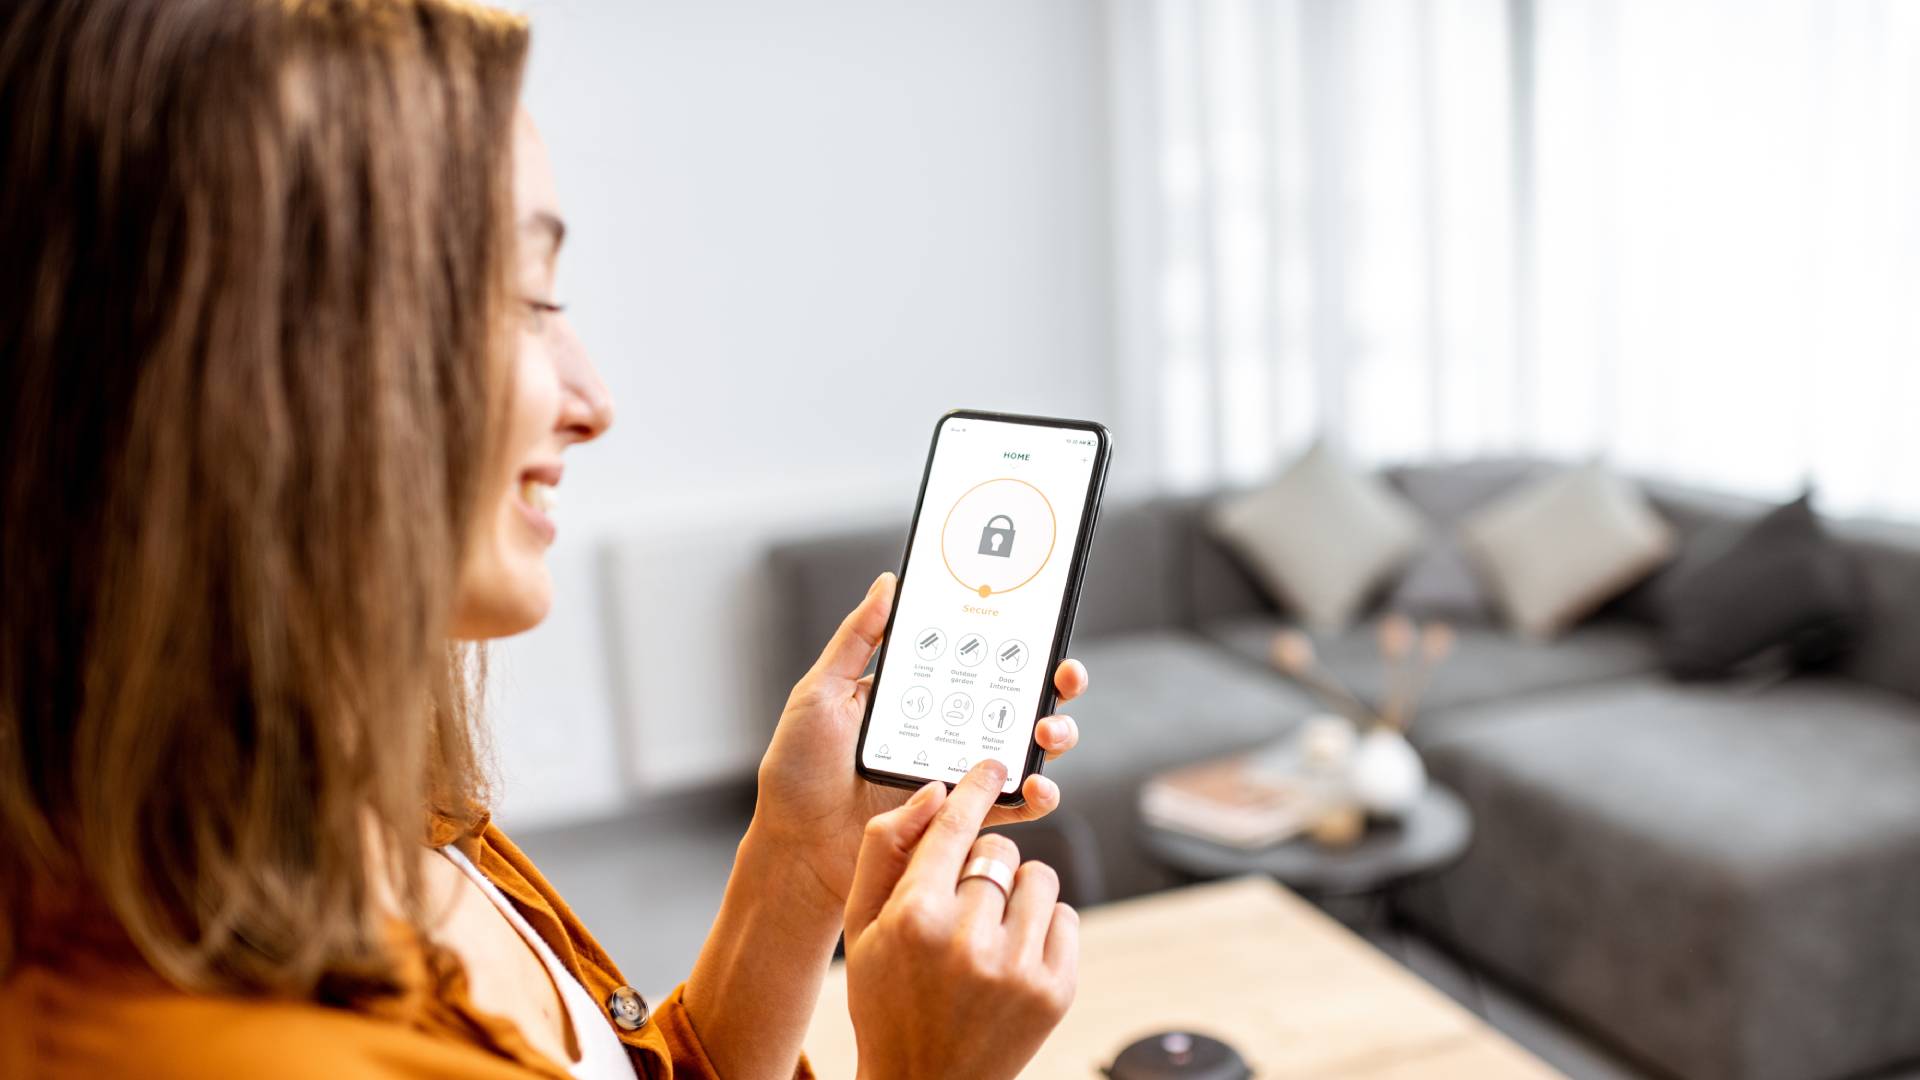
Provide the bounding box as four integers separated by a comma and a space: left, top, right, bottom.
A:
1139, 749, 1327, 849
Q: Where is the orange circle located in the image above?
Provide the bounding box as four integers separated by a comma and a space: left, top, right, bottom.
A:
939, 477, 1057, 597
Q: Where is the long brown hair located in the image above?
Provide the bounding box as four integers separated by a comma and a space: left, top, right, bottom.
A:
0, 0, 528, 999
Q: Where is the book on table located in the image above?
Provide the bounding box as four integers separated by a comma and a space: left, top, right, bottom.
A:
1140, 749, 1328, 849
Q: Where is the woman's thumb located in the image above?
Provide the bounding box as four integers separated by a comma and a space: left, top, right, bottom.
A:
807, 571, 896, 687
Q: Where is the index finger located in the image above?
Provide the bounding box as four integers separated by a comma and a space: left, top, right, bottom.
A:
898, 759, 1009, 894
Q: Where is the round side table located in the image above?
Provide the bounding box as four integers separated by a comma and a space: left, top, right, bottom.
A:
1140, 784, 1473, 898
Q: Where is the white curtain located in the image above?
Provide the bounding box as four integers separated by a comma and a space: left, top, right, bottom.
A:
1117, 0, 1920, 519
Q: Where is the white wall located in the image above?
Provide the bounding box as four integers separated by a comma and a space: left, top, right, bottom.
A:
490, 0, 1120, 828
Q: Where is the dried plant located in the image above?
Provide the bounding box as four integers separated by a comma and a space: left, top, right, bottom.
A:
1271, 617, 1455, 733
1269, 629, 1372, 725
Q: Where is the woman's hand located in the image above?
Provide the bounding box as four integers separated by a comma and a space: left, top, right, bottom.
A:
842, 761, 1077, 1080
751, 571, 1089, 910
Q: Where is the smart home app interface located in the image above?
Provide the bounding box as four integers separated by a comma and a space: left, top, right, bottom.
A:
863, 417, 1101, 795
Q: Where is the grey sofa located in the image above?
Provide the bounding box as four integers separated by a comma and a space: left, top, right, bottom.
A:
765, 462, 1920, 1080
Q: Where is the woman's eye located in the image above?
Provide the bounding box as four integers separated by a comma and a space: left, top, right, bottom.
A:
522, 297, 566, 329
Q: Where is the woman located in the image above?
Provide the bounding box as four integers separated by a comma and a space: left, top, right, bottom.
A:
0, 2, 1090, 1077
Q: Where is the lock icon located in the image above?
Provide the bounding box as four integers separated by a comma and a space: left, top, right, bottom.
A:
978, 514, 1015, 558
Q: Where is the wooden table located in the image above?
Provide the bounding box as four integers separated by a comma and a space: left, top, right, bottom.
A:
803, 875, 1564, 1078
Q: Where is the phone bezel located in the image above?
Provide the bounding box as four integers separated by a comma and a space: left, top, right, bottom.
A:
852, 408, 1113, 807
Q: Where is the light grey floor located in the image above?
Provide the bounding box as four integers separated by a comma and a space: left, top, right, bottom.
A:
514, 798, 1920, 1080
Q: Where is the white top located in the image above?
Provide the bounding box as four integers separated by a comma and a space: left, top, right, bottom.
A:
438, 845, 639, 1080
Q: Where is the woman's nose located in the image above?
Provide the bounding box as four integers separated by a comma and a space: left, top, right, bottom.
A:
553, 317, 614, 442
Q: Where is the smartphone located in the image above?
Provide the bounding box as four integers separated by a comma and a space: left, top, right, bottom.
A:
855, 409, 1112, 806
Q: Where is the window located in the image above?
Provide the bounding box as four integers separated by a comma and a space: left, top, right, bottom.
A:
1119, 0, 1920, 518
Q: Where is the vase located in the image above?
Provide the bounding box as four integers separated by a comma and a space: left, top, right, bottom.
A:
1348, 727, 1427, 818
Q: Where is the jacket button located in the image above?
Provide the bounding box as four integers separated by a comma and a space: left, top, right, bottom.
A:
607, 985, 649, 1031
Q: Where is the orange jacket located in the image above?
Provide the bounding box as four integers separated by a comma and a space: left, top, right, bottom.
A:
0, 820, 815, 1079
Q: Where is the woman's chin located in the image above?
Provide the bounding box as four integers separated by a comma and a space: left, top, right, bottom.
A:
450, 567, 554, 640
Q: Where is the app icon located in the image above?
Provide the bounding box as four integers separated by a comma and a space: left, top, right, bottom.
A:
900, 686, 933, 720
913, 628, 947, 662
954, 633, 988, 667
981, 698, 1015, 733
978, 514, 1016, 558
941, 691, 974, 725
996, 639, 1031, 674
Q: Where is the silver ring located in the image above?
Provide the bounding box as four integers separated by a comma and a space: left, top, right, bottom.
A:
958, 855, 1015, 899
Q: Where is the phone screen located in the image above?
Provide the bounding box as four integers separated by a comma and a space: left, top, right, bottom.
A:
859, 413, 1107, 798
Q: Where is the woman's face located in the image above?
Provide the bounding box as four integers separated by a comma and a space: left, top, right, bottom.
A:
451, 111, 613, 640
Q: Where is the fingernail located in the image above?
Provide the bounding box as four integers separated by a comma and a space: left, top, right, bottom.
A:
982, 759, 1008, 784
908, 780, 942, 807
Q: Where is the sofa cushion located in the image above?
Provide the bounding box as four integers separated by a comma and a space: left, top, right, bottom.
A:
1384, 459, 1548, 624
1045, 629, 1320, 900
1657, 492, 1864, 679
1068, 498, 1193, 639
1461, 463, 1675, 639
765, 521, 907, 713
1385, 546, 1490, 625
1386, 458, 1548, 521
1400, 676, 1920, 1080
1830, 518, 1920, 705
1208, 443, 1423, 631
1603, 480, 1920, 705
1197, 614, 1663, 730
1610, 480, 1777, 624
1159, 493, 1282, 628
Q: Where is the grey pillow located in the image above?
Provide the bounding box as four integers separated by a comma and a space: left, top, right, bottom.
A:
1385, 460, 1547, 623
1389, 544, 1495, 623
1658, 492, 1863, 679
